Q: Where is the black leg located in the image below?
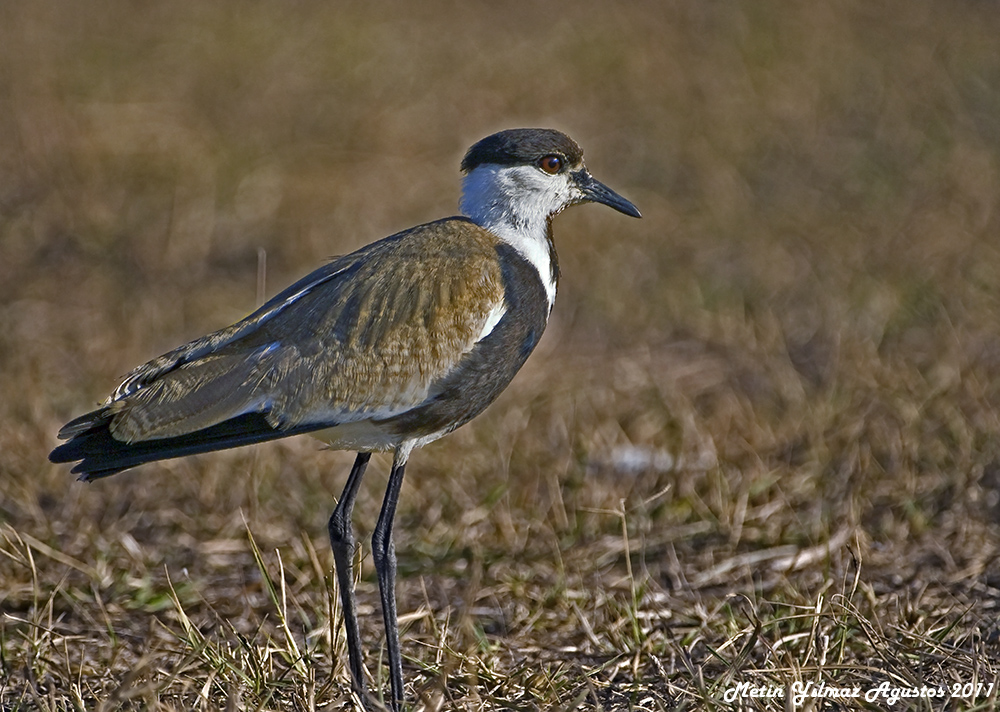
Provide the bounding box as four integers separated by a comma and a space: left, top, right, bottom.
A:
372, 451, 407, 711
327, 452, 371, 702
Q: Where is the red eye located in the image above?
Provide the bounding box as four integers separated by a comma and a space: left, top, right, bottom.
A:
538, 155, 562, 174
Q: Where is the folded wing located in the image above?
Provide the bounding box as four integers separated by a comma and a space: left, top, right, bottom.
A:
50, 218, 507, 479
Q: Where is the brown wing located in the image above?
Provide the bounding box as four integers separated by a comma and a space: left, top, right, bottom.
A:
103, 218, 507, 443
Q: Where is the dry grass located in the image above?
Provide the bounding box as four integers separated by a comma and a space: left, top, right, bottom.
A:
2, 1, 1000, 709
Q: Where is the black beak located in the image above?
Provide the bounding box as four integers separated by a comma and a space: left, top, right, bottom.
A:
574, 170, 642, 218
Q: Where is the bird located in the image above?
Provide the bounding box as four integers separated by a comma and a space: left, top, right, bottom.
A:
49, 127, 641, 710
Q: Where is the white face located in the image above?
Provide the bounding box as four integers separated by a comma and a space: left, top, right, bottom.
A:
460, 163, 585, 236
460, 162, 579, 310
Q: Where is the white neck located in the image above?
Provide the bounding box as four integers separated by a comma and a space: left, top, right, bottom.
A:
461, 164, 568, 309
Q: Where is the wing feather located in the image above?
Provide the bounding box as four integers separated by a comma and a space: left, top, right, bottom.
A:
96, 218, 506, 442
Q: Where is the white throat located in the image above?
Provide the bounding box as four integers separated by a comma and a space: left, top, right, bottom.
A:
461, 164, 575, 309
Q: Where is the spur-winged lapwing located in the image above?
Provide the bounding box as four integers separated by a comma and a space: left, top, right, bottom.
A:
50, 128, 640, 709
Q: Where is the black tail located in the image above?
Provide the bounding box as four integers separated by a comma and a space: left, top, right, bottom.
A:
49, 408, 328, 481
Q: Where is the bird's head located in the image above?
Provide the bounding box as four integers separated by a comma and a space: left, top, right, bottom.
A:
459, 128, 641, 233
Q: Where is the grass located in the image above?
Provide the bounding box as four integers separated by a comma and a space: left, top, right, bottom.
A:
2, 0, 1000, 709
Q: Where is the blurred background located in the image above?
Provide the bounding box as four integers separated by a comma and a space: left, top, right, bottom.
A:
2, 0, 999, 707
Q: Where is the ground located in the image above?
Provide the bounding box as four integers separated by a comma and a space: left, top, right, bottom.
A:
1, 1, 999, 710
